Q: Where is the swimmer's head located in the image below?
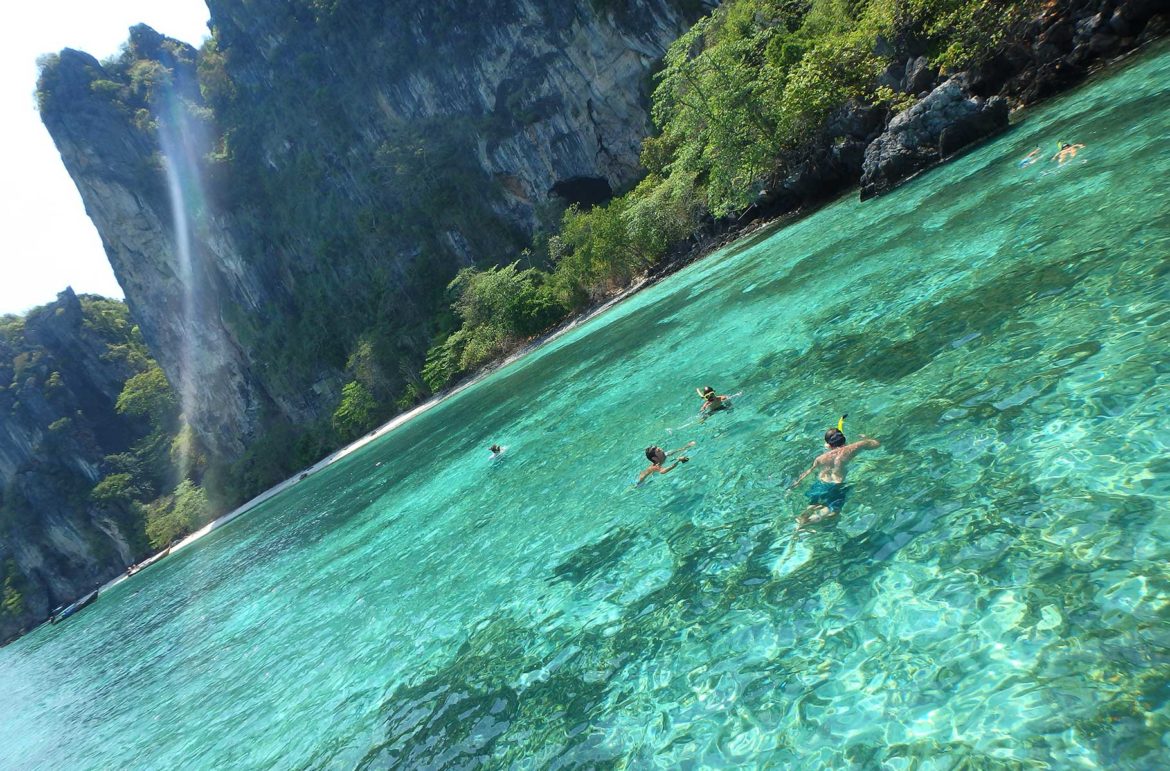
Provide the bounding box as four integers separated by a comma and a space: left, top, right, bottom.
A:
824, 428, 847, 448
490, 444, 502, 453
700, 386, 715, 398
645, 446, 665, 463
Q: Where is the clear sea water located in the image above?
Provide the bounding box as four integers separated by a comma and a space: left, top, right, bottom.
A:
3, 42, 1170, 770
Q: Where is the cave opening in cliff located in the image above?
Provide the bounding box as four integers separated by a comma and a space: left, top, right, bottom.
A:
549, 176, 613, 209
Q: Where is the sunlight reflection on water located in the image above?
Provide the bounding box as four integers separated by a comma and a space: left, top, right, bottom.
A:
2, 39, 1170, 771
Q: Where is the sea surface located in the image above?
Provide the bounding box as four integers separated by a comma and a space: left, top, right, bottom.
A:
3, 41, 1169, 770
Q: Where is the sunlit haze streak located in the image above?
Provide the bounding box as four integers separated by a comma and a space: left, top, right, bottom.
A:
156, 82, 211, 480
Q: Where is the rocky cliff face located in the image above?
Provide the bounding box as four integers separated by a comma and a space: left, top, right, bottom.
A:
38, 31, 275, 462
860, 77, 1010, 198
856, 0, 1168, 198
0, 290, 151, 643
735, 0, 1168, 225
38, 0, 704, 463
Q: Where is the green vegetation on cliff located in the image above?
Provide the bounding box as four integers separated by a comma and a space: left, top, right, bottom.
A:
0, 292, 216, 616
420, 0, 1040, 390
25, 0, 1063, 549
35, 1, 718, 507
196, 15, 525, 411
1, 560, 29, 622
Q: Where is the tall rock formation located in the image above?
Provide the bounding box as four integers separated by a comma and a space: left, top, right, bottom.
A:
0, 291, 153, 643
38, 0, 704, 464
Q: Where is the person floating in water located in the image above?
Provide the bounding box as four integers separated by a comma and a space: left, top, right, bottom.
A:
490, 444, 502, 454
789, 415, 880, 526
696, 386, 733, 418
1052, 142, 1085, 164
1018, 147, 1042, 167
638, 441, 694, 484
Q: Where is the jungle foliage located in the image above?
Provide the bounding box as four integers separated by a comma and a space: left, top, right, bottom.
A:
21, 0, 1039, 543
420, 0, 1039, 390
0, 296, 216, 597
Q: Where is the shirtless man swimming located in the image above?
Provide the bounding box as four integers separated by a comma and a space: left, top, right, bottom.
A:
789, 418, 880, 525
638, 442, 694, 484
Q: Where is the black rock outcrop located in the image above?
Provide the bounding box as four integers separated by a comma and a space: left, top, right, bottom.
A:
860, 76, 1009, 199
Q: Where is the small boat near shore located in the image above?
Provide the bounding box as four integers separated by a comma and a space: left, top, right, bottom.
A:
126, 547, 171, 577
49, 588, 99, 625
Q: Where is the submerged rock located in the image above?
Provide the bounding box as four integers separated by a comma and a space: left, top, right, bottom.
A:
859, 76, 1009, 199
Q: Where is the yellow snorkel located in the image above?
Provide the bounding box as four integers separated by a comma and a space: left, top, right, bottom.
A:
837, 414, 848, 432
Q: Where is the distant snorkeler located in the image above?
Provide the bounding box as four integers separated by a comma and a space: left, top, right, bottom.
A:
1018, 147, 1042, 167
696, 386, 733, 418
489, 444, 504, 457
638, 441, 695, 484
788, 415, 881, 526
1052, 141, 1085, 164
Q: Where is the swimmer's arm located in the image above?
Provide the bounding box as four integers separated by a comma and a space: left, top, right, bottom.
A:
637, 465, 664, 483
638, 462, 679, 484
789, 462, 816, 489
666, 441, 696, 456
842, 436, 881, 459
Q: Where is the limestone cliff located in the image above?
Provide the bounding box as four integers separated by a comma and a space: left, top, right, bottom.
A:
0, 290, 152, 643
38, 0, 704, 466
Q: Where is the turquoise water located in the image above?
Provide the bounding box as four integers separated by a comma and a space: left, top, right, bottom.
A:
4, 44, 1170, 769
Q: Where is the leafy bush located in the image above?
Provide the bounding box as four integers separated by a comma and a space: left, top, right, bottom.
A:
421, 330, 468, 393
898, 0, 1040, 71
421, 263, 567, 390
624, 171, 706, 257
332, 380, 379, 440
169, 421, 208, 479
116, 364, 178, 427
548, 199, 645, 306
143, 479, 210, 549
1, 561, 28, 621
90, 473, 146, 504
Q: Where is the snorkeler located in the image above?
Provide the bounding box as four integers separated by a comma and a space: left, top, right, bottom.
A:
696, 386, 733, 416
638, 441, 695, 484
1018, 147, 1042, 167
789, 415, 880, 525
1052, 142, 1085, 164
490, 444, 502, 454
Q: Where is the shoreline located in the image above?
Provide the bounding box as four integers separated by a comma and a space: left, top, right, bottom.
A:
99, 218, 790, 592
88, 27, 1170, 598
